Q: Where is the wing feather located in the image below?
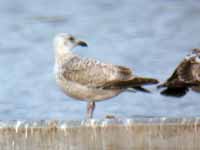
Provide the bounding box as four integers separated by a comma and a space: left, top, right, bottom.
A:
162, 54, 200, 87
61, 56, 133, 87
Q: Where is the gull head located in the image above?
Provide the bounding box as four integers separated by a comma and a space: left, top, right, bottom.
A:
192, 48, 200, 55
54, 33, 87, 51
185, 48, 200, 62
192, 48, 200, 63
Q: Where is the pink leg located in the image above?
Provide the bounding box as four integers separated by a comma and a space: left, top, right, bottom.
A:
86, 101, 95, 119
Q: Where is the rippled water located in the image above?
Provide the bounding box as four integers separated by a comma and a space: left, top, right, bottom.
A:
0, 0, 200, 120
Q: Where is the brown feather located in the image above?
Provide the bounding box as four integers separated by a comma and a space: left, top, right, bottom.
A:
101, 77, 159, 89
160, 87, 189, 97
115, 65, 132, 76
158, 48, 200, 92
159, 56, 200, 88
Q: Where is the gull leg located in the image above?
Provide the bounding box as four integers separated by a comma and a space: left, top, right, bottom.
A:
86, 101, 95, 119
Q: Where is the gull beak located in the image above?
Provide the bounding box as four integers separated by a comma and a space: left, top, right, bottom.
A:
77, 40, 88, 47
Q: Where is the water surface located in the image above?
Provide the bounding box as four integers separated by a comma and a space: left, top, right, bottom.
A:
0, 0, 200, 120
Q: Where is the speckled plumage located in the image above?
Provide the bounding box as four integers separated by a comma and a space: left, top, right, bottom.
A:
62, 56, 133, 87
55, 54, 126, 101
54, 33, 158, 118
159, 48, 200, 97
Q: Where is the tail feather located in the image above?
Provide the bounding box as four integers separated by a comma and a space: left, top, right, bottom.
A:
133, 86, 151, 93
131, 77, 159, 86
160, 87, 188, 97
158, 82, 189, 97
102, 77, 159, 89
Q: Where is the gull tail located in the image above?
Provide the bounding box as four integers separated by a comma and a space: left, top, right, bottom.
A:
160, 87, 189, 97
157, 82, 189, 97
130, 77, 159, 86
133, 86, 151, 93
102, 77, 159, 89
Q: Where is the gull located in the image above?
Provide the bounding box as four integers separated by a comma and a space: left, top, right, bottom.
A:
54, 33, 159, 118
158, 48, 200, 97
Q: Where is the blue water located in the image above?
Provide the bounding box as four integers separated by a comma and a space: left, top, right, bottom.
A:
0, 0, 200, 120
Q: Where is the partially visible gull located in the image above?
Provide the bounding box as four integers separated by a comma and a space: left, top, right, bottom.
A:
158, 48, 200, 97
54, 33, 159, 118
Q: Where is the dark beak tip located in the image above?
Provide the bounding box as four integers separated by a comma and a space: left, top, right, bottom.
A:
79, 41, 88, 47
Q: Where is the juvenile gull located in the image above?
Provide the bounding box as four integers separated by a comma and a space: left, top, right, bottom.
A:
54, 33, 159, 118
158, 48, 200, 97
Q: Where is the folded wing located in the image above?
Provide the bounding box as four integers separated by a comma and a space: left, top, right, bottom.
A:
61, 56, 133, 87
160, 56, 200, 88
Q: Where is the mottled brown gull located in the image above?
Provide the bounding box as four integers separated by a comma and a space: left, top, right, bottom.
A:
54, 33, 159, 118
158, 48, 200, 97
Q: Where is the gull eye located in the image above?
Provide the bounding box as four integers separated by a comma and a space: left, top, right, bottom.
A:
68, 36, 75, 41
